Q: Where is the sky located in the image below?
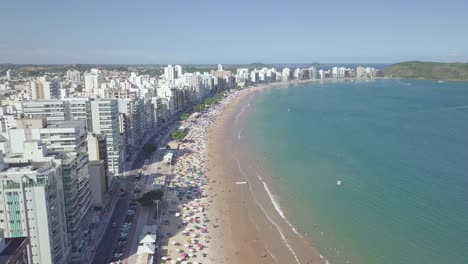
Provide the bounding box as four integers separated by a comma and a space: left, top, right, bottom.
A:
1, 0, 468, 64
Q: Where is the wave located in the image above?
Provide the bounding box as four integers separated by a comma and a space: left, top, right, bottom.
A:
256, 173, 307, 240
232, 152, 302, 264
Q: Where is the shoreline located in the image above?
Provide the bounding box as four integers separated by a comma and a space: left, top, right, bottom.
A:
159, 77, 386, 264
205, 80, 333, 263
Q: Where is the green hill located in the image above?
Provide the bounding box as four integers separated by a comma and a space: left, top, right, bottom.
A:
384, 61, 468, 80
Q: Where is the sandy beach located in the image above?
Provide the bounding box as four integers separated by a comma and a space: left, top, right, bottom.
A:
204, 82, 326, 264
158, 79, 368, 264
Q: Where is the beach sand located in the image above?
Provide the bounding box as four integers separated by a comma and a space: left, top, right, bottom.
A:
205, 82, 326, 264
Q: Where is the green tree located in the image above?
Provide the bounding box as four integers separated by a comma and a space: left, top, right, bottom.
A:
194, 104, 205, 112
139, 190, 164, 207
171, 131, 186, 141
204, 98, 213, 106
180, 113, 190, 120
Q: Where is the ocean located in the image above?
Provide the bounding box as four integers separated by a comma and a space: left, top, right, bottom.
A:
242, 79, 468, 264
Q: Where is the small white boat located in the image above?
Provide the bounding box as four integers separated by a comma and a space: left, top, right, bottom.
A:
336, 180, 342, 186
438, 80, 444, 83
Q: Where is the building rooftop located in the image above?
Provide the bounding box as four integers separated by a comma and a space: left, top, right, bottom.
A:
45, 120, 85, 129
0, 237, 28, 263
89, 160, 104, 166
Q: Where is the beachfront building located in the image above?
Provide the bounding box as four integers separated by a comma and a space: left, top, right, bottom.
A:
0, 230, 30, 264
282, 68, 291, 81
10, 119, 93, 263
0, 141, 70, 264
356, 66, 365, 78
88, 160, 107, 208
86, 99, 123, 178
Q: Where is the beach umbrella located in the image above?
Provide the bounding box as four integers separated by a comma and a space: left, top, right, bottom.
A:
176, 258, 182, 261
184, 243, 190, 247
188, 248, 195, 253
171, 241, 177, 245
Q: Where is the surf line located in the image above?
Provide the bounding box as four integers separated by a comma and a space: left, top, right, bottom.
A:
232, 152, 302, 264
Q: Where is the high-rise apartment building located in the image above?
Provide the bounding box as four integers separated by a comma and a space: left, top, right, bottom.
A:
22, 100, 71, 122
84, 69, 103, 94
10, 119, 92, 263
1, 141, 70, 264
86, 99, 122, 180
28, 77, 61, 100
66, 70, 81, 84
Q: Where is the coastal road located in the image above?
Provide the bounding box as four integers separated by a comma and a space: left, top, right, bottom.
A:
90, 110, 193, 264
91, 193, 131, 264
124, 122, 180, 263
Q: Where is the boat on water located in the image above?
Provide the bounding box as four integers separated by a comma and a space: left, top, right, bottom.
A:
438, 80, 444, 83
336, 180, 342, 186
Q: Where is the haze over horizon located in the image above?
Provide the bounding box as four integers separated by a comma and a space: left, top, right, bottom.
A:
1, 0, 467, 64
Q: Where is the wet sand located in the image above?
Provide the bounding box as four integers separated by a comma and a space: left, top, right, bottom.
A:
206, 82, 326, 264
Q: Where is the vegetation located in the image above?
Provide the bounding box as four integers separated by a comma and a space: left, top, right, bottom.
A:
204, 94, 224, 106
194, 104, 205, 112
138, 190, 164, 207
171, 131, 186, 141
180, 113, 190, 120
143, 143, 157, 155
384, 61, 468, 80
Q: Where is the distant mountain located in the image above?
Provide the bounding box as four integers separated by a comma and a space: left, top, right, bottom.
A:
384, 61, 468, 80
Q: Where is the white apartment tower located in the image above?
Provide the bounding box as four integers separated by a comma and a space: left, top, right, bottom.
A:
66, 70, 81, 84
9, 119, 92, 263
84, 69, 102, 94
174, 65, 182, 78
86, 99, 122, 180
22, 100, 71, 122
0, 141, 70, 264
164, 65, 177, 81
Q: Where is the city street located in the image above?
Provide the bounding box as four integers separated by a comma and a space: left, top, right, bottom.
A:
123, 121, 181, 264
91, 118, 183, 264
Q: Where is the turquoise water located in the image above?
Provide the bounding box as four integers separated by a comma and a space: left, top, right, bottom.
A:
244, 79, 468, 264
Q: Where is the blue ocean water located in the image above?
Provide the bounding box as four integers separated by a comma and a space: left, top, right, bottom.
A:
244, 79, 468, 264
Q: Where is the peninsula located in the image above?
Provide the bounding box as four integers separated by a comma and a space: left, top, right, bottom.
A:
384, 61, 468, 80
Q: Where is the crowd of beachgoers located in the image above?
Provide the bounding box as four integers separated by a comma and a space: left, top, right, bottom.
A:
157, 90, 246, 264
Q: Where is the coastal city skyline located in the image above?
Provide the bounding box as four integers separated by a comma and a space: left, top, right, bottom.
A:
0, 61, 383, 264
1, 1, 467, 264
1, 0, 468, 64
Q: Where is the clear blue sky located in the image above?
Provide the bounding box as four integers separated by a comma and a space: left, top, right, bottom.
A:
1, 0, 467, 64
